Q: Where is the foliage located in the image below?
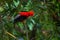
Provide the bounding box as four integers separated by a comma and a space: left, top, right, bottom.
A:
0, 0, 60, 40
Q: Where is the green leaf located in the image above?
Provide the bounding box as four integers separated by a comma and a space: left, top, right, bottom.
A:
28, 23, 33, 31
13, 0, 19, 7
23, 0, 32, 11
4, 2, 9, 10
0, 7, 4, 12
31, 19, 35, 24
17, 22, 24, 29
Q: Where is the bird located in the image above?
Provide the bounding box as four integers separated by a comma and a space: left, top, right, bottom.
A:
14, 10, 34, 23
14, 10, 34, 34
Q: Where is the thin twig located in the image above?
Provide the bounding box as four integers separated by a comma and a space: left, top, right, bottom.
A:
5, 31, 18, 39
3, 28, 18, 40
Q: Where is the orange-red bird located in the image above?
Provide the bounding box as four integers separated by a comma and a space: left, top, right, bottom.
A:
14, 10, 34, 23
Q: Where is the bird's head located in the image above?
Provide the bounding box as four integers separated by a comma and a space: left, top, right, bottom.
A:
28, 10, 34, 16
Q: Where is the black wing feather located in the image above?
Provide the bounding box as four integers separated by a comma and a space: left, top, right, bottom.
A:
14, 15, 27, 23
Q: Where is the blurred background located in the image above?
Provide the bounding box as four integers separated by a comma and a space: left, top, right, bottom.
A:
0, 0, 60, 40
